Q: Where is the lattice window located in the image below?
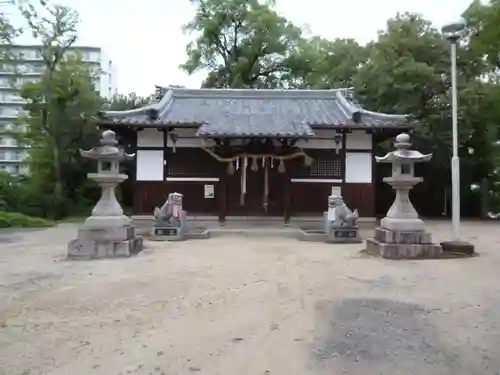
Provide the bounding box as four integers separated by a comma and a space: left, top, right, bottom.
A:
293, 150, 343, 179
166, 149, 220, 177
309, 157, 342, 177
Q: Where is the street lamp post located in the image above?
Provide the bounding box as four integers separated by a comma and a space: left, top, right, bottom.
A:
440, 18, 475, 254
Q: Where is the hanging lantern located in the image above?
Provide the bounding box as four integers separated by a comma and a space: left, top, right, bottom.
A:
251, 157, 259, 171
240, 156, 248, 205
168, 131, 178, 153
303, 154, 313, 167
278, 159, 286, 173
227, 161, 235, 175
333, 133, 343, 155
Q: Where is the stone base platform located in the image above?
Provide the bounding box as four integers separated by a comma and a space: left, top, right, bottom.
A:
67, 225, 143, 260
325, 227, 362, 244
298, 227, 362, 244
366, 227, 442, 259
298, 229, 326, 242
153, 226, 185, 241
441, 240, 475, 255
151, 225, 211, 241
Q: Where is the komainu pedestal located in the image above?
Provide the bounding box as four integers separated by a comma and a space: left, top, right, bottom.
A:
323, 194, 362, 243
67, 130, 143, 259
152, 192, 187, 241
366, 133, 442, 259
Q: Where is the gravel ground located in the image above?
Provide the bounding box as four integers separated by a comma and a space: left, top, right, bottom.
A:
0, 221, 499, 375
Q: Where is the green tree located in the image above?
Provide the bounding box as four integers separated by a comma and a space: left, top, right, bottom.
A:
19, 55, 103, 217
352, 12, 500, 217
14, 2, 105, 218
465, 0, 500, 69
105, 93, 150, 111
22, 3, 79, 198
0, 1, 21, 61
181, 0, 303, 88
287, 37, 368, 89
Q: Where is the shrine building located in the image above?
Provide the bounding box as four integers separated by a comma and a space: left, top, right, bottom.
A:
96, 86, 414, 224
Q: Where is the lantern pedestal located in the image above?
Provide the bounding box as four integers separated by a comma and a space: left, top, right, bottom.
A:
366, 228, 442, 259
379, 176, 425, 232
82, 173, 131, 229
68, 226, 143, 260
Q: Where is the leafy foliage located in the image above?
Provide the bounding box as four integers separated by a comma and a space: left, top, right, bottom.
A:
104, 93, 151, 111
465, 0, 500, 69
288, 37, 368, 89
181, 0, 303, 88
0, 211, 53, 228
18, 55, 104, 218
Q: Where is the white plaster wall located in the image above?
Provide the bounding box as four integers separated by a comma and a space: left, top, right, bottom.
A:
296, 138, 340, 149
136, 150, 164, 181
312, 129, 337, 138
169, 128, 218, 148
345, 130, 372, 150
137, 128, 164, 147
175, 128, 197, 137
175, 137, 215, 148
137, 127, 371, 151
345, 152, 372, 183
297, 129, 371, 150
296, 129, 338, 149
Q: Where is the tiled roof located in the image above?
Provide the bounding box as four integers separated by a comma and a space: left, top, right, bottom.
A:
97, 87, 412, 137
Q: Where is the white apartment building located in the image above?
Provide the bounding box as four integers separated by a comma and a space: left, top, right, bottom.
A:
0, 44, 117, 175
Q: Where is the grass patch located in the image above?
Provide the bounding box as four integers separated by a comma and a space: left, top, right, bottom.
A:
0, 212, 54, 228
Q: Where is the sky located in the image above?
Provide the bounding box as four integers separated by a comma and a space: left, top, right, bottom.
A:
11, 0, 474, 96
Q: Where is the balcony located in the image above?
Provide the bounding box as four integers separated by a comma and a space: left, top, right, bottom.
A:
0, 154, 24, 162
0, 97, 26, 105
0, 137, 21, 147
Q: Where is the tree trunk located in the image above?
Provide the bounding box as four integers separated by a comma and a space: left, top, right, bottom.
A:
52, 144, 63, 197
480, 177, 489, 220
51, 138, 65, 219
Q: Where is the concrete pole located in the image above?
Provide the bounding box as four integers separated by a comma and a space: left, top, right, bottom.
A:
450, 40, 460, 241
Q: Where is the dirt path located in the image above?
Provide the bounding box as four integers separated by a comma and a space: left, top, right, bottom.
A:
0, 221, 499, 375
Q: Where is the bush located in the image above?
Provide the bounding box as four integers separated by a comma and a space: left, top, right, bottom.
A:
0, 212, 54, 228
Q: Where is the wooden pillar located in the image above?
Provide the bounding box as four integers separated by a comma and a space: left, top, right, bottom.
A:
130, 127, 140, 214
341, 129, 347, 184
371, 129, 378, 218
282, 162, 291, 225
218, 164, 228, 225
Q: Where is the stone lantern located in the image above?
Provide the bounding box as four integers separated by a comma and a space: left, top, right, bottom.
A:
366, 133, 442, 259
67, 130, 143, 259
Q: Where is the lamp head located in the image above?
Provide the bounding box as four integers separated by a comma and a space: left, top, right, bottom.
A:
441, 17, 467, 40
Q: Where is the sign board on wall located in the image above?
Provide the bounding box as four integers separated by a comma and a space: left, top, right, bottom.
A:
331, 186, 341, 196
204, 184, 215, 199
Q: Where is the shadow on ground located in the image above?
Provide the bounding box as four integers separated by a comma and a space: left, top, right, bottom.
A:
311, 298, 486, 375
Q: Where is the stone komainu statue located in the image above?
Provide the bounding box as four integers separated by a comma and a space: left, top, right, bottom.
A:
153, 192, 185, 227
327, 194, 359, 227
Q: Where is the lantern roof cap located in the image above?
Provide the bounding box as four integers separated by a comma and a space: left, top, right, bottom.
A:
375, 133, 432, 163
80, 130, 135, 161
